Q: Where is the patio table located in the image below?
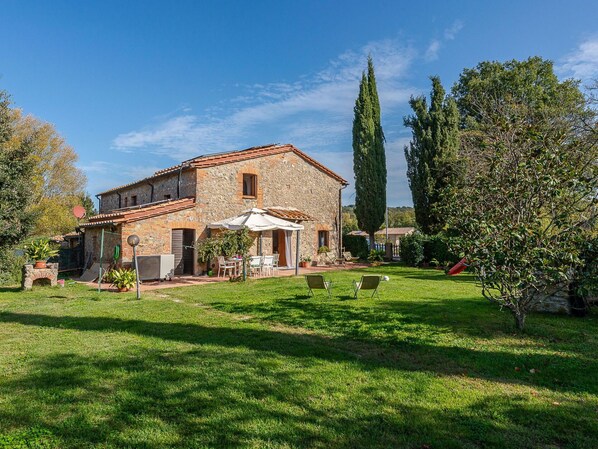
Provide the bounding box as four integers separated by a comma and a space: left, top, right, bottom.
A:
226, 258, 243, 276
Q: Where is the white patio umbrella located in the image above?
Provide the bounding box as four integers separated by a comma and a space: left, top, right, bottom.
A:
208, 208, 304, 274
208, 208, 304, 232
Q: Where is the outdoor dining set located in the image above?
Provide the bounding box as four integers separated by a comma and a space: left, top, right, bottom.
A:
217, 254, 280, 278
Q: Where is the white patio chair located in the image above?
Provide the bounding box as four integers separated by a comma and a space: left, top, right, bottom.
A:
217, 256, 236, 278
262, 255, 274, 276
249, 255, 263, 277
272, 253, 279, 273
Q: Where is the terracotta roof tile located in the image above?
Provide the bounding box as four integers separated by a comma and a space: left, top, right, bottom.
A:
266, 207, 313, 221
98, 144, 348, 195
80, 197, 195, 228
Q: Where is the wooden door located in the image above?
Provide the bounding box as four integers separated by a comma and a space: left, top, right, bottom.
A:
182, 229, 194, 274
277, 230, 287, 267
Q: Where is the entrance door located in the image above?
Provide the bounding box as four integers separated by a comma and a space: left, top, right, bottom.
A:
172, 229, 195, 275
275, 230, 287, 267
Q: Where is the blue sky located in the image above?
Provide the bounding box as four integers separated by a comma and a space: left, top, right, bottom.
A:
1, 0, 597, 206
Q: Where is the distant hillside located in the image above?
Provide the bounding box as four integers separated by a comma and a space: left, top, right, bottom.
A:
342, 205, 415, 234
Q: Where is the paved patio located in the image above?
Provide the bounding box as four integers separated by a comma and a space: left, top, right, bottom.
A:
80, 263, 369, 292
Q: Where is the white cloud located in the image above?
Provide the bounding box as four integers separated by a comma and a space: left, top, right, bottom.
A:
111, 38, 417, 160
424, 20, 463, 62
444, 20, 464, 40
559, 37, 598, 82
425, 40, 441, 61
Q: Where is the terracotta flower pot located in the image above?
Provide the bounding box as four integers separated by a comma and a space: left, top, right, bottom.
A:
118, 287, 129, 292
34, 261, 47, 269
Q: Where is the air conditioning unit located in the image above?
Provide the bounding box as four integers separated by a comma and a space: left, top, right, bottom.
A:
133, 254, 175, 281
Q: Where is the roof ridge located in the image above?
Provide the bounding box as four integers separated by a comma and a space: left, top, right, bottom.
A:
97, 143, 347, 195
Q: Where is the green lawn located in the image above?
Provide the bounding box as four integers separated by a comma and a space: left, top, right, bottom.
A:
0, 265, 596, 448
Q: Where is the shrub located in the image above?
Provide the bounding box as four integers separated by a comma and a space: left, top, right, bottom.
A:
342, 235, 369, 259
399, 232, 424, 267
367, 249, 385, 263
317, 245, 330, 254
0, 248, 27, 286
423, 234, 459, 266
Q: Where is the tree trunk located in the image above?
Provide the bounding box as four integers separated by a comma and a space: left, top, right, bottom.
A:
369, 233, 376, 251
514, 312, 526, 331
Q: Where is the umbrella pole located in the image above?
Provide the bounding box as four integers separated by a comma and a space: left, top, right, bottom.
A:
259, 232, 263, 256
295, 230, 300, 276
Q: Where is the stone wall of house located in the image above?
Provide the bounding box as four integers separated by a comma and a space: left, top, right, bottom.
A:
83, 226, 123, 266
120, 207, 201, 270
99, 169, 197, 213
195, 151, 343, 262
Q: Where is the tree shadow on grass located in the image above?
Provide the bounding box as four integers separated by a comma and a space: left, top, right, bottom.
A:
0, 311, 596, 396
0, 341, 596, 448
0, 287, 21, 293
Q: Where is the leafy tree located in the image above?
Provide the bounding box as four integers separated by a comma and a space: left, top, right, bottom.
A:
342, 210, 358, 235
442, 83, 597, 330
453, 57, 586, 127
387, 207, 416, 227
353, 56, 387, 245
7, 109, 86, 236
0, 91, 35, 252
404, 76, 461, 234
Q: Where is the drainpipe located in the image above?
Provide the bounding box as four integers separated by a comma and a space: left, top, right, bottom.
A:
95, 194, 102, 213
338, 184, 347, 258
148, 182, 155, 203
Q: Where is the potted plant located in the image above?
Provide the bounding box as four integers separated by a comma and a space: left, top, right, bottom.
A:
25, 239, 59, 269
299, 255, 312, 268
107, 267, 136, 292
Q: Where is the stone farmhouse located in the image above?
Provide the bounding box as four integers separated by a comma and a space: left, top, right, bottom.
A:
81, 144, 348, 275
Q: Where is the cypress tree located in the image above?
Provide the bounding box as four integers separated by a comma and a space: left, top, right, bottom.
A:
404, 76, 460, 234
353, 57, 387, 247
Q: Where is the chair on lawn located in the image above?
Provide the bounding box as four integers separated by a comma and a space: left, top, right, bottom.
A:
272, 253, 279, 274
352, 275, 382, 299
305, 274, 333, 299
217, 256, 236, 278
343, 251, 360, 263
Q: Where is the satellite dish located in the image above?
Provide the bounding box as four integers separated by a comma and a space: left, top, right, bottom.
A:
73, 205, 86, 219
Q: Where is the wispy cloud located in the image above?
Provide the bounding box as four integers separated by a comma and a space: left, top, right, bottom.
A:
444, 20, 463, 40
425, 40, 441, 62
559, 36, 598, 82
424, 20, 464, 62
111, 39, 418, 160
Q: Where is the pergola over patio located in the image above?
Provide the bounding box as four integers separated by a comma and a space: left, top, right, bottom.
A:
208, 208, 304, 274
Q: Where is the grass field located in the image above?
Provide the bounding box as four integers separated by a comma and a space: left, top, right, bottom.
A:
0, 265, 596, 448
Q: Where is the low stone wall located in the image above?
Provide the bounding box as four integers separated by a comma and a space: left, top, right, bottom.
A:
533, 284, 596, 315
22, 263, 58, 290
533, 286, 571, 314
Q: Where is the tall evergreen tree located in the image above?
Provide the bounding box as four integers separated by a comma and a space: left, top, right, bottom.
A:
404, 76, 461, 234
353, 56, 387, 246
0, 91, 34, 251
